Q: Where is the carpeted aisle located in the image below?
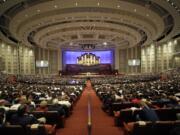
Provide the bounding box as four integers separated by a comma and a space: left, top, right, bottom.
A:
56, 86, 89, 135
56, 81, 124, 135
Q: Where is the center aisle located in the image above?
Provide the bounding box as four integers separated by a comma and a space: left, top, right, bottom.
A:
56, 81, 124, 135
56, 86, 89, 135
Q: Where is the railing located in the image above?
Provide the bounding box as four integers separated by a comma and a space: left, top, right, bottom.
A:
87, 92, 92, 135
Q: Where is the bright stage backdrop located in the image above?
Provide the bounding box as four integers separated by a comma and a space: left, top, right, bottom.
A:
62, 50, 114, 68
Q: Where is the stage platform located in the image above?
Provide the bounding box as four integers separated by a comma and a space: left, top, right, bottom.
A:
63, 64, 114, 75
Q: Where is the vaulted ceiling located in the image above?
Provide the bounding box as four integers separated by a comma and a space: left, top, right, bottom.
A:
0, 0, 180, 50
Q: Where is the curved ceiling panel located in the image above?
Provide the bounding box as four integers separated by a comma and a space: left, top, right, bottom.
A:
0, 0, 179, 49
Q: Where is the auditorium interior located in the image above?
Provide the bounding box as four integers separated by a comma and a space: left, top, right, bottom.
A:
0, 0, 180, 135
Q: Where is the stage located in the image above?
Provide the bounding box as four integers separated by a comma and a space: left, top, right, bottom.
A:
62, 64, 116, 75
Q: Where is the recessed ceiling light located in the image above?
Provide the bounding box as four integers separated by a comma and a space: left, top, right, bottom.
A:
97, 2, 100, 6
117, 5, 120, 8
174, 40, 177, 44
134, 9, 137, 12
70, 42, 73, 45
54, 5, 58, 8
103, 42, 107, 45
75, 2, 78, 6
146, 14, 149, 17
37, 9, 40, 12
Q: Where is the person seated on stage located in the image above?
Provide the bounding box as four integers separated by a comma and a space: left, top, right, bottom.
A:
36, 100, 48, 112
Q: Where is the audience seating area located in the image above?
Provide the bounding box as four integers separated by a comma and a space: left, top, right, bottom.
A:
129, 120, 180, 135
0, 74, 84, 135
0, 68, 180, 135
0, 124, 48, 135
94, 68, 180, 135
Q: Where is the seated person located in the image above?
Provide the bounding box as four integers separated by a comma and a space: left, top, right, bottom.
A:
10, 105, 55, 135
138, 100, 159, 122
123, 100, 159, 133
10, 104, 38, 126
36, 100, 48, 112
0, 108, 6, 127
48, 99, 65, 116
0, 99, 9, 111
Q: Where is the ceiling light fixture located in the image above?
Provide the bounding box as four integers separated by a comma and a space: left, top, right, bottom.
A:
103, 42, 107, 45
70, 42, 73, 45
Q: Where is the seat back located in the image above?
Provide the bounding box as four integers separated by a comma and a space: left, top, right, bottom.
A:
26, 125, 47, 135
0, 125, 26, 135
131, 121, 177, 135
155, 108, 180, 121
111, 102, 139, 111
6, 110, 17, 121
131, 122, 154, 135
155, 121, 174, 135
31, 111, 64, 127
120, 109, 141, 122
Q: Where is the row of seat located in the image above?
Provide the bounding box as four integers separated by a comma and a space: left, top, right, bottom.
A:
115, 108, 180, 126
106, 101, 172, 115
5, 110, 65, 128
0, 124, 49, 135
129, 120, 180, 135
